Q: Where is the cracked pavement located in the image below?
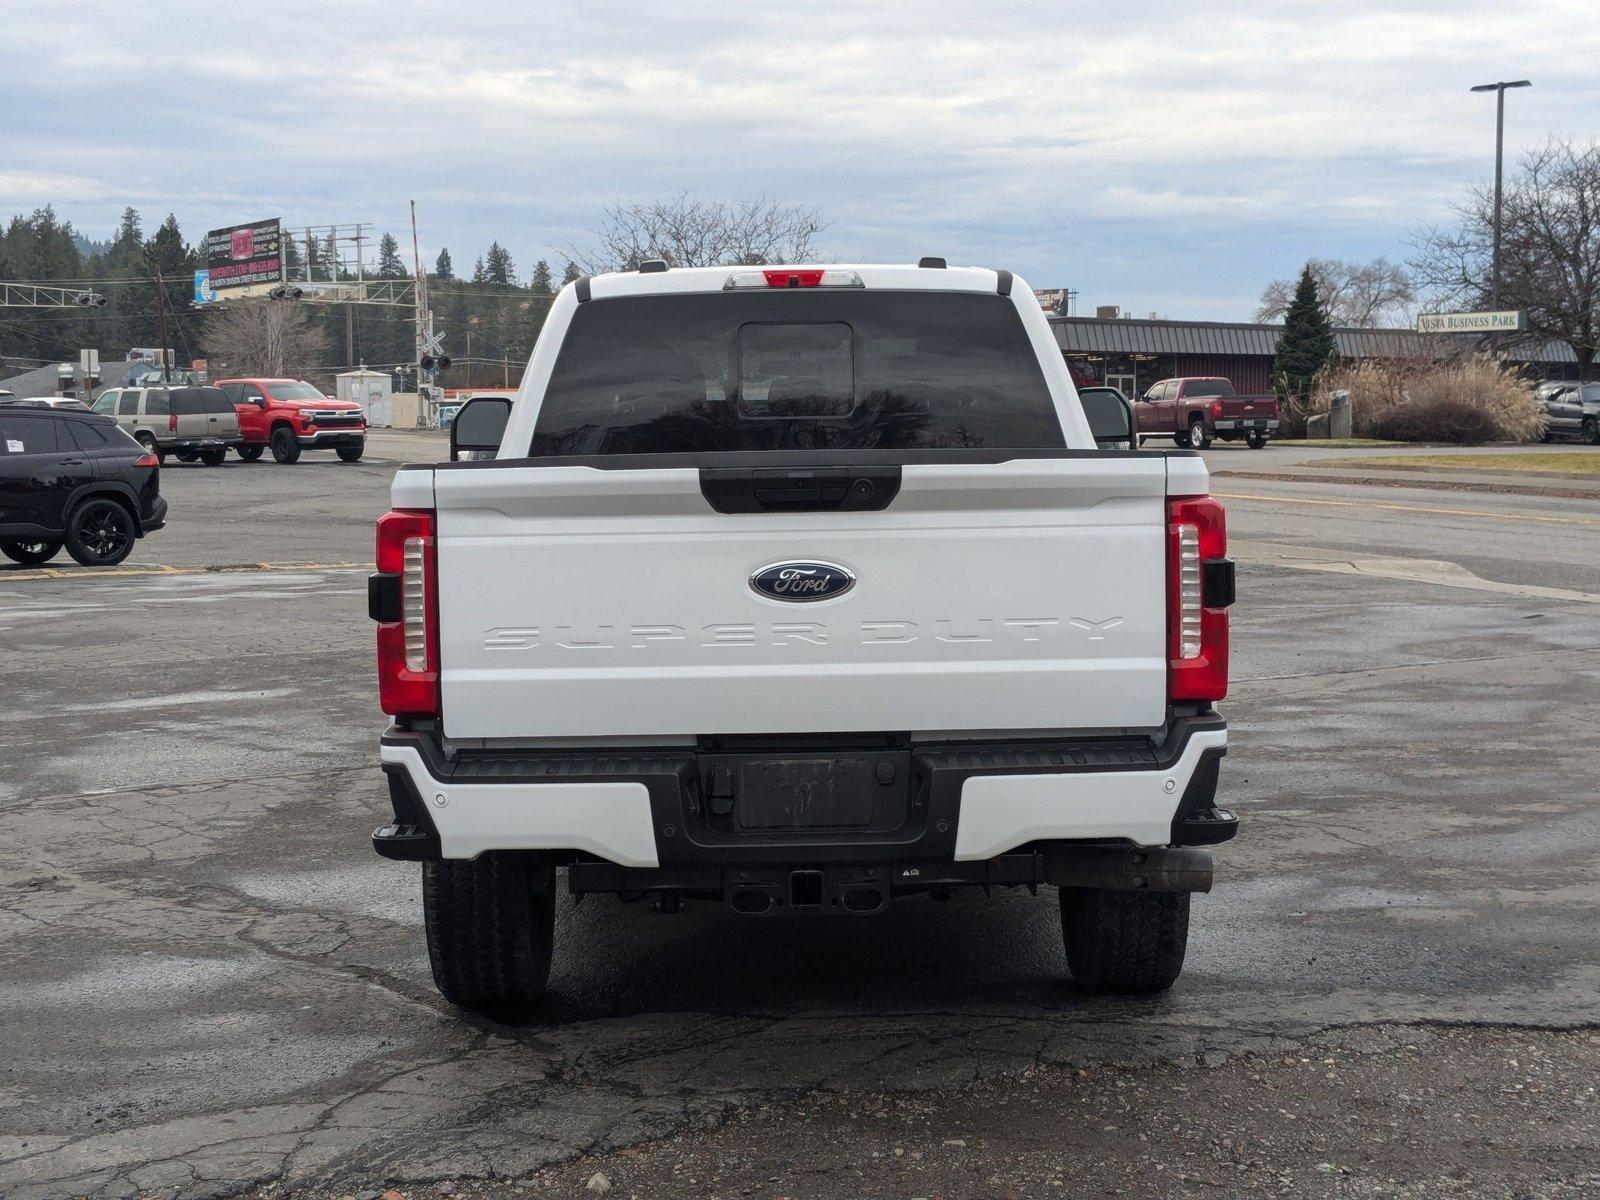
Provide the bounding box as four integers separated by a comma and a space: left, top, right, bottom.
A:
2, 443, 1598, 1198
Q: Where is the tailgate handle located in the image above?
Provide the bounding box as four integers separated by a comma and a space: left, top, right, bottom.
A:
701, 466, 901, 513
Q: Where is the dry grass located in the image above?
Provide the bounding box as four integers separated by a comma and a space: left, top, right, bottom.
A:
1334, 451, 1600, 477
1309, 356, 1547, 444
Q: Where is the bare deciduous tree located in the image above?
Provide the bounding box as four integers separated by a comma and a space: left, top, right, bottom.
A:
1255, 257, 1415, 328
203, 301, 328, 378
569, 193, 828, 273
1411, 138, 1600, 378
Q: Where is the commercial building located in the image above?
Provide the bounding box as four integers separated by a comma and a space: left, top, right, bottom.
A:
1050, 312, 1578, 398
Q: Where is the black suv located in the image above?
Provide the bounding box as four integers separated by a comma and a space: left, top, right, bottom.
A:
0, 406, 167, 567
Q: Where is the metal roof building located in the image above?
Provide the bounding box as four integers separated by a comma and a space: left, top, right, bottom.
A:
1049, 315, 1577, 398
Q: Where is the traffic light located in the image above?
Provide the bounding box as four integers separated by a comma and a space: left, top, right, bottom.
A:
268, 285, 305, 300
73, 292, 108, 308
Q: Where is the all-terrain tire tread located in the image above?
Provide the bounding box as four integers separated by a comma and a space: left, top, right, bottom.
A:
422, 854, 554, 1016
1059, 886, 1190, 994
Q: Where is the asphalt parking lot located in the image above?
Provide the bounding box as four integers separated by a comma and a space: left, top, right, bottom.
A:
3, 435, 1599, 1198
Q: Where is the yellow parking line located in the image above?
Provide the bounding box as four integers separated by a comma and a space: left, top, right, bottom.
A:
1, 561, 366, 583
1214, 491, 1600, 528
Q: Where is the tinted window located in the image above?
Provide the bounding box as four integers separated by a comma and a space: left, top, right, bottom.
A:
65, 418, 118, 450
0, 413, 58, 454
143, 390, 173, 417
529, 291, 1063, 455
174, 386, 234, 414
1182, 380, 1235, 398
265, 382, 325, 401
91, 393, 118, 414
1583, 384, 1600, 402
117, 392, 140, 416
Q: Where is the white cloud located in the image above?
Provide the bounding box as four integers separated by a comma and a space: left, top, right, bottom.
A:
0, 0, 1595, 318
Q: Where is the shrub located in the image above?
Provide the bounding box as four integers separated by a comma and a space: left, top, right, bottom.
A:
1313, 356, 1545, 444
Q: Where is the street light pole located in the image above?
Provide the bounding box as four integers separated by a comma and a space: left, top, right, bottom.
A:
1470, 79, 1531, 308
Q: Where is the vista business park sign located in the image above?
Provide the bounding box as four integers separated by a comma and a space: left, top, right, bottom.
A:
204, 219, 283, 291
1416, 310, 1526, 334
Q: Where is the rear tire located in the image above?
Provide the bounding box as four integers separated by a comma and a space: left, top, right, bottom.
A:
336, 442, 364, 463
65, 498, 136, 567
1585, 417, 1599, 446
423, 854, 556, 1017
1245, 430, 1268, 449
2, 539, 63, 565
174, 449, 199, 463
135, 432, 166, 465
1059, 886, 1190, 994
199, 447, 227, 466
270, 426, 301, 463
237, 444, 264, 461
1189, 418, 1213, 450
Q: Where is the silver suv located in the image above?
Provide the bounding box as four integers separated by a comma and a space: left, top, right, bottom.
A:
91, 385, 243, 465
1535, 381, 1600, 444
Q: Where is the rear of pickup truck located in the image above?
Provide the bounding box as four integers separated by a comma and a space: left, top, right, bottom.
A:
368, 263, 1237, 1016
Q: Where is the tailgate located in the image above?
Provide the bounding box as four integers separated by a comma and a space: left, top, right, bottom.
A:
430, 457, 1172, 740
1220, 396, 1278, 418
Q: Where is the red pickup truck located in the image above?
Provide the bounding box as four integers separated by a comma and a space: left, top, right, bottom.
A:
1135, 377, 1279, 449
214, 377, 368, 463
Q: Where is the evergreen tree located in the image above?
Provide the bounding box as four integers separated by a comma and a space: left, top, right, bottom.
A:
1272, 264, 1337, 408
529, 259, 553, 294
471, 255, 487, 284
434, 247, 454, 280
376, 232, 407, 279
561, 260, 582, 284
110, 207, 143, 269
485, 241, 515, 285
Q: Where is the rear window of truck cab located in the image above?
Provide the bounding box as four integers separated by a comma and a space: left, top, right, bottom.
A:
528, 291, 1064, 455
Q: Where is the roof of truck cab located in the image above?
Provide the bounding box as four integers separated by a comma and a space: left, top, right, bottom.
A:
582, 264, 1013, 300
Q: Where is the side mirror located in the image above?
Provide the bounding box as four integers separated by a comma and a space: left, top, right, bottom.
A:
449, 396, 512, 461
1079, 388, 1136, 449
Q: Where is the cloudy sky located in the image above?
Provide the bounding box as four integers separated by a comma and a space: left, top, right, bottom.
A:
3, 0, 1596, 320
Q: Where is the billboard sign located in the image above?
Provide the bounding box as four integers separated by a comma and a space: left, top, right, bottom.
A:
1416, 309, 1526, 334
204, 219, 283, 291
1034, 288, 1067, 314
193, 269, 215, 304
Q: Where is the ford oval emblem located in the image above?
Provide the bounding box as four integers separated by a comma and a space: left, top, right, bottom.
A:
750, 560, 856, 603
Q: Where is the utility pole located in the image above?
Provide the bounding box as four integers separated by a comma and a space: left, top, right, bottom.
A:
1470, 79, 1532, 308
153, 269, 171, 383
409, 200, 427, 426
345, 305, 355, 369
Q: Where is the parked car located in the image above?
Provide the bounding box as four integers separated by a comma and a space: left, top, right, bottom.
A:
1136, 377, 1280, 449
1535, 381, 1600, 443
0, 390, 15, 404
214, 378, 367, 463
0, 394, 86, 410
92, 385, 242, 465
369, 261, 1236, 1016
0, 405, 166, 567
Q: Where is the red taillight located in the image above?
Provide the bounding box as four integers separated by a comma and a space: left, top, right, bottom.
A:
1167, 495, 1229, 702
1210, 399, 1223, 418
375, 509, 439, 718
764, 268, 826, 288
133, 453, 159, 468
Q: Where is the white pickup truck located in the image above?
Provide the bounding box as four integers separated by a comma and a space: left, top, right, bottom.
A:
368, 261, 1237, 1017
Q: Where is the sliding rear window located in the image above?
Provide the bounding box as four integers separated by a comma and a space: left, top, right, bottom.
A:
528, 291, 1063, 455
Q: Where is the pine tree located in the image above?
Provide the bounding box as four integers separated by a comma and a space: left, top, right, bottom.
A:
1272, 264, 1337, 408
471, 255, 487, 284
377, 232, 407, 279
529, 259, 553, 295
561, 260, 581, 284
485, 241, 515, 285
435, 248, 454, 280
